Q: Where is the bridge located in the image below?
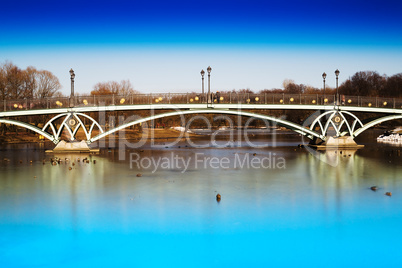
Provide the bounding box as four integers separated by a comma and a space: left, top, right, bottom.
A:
1, 92, 402, 146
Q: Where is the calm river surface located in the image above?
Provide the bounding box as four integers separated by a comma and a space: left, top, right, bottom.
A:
1, 131, 402, 267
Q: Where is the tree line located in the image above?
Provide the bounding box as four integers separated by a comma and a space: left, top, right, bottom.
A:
2, 61, 402, 100
223, 71, 402, 98
339, 71, 402, 97
90, 80, 139, 95
0, 62, 62, 100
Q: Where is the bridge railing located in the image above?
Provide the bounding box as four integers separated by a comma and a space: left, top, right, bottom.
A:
342, 95, 402, 108
2, 93, 402, 112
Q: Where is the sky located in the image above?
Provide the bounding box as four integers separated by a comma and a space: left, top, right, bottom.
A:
1, 0, 402, 96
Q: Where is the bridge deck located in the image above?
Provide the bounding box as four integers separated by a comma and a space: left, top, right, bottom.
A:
1, 103, 402, 118
2, 93, 402, 144
2, 93, 402, 117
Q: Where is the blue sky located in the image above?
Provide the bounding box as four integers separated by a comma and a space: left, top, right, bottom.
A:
1, 0, 402, 95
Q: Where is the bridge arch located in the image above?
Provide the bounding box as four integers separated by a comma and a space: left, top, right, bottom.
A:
0, 112, 104, 144
309, 110, 364, 137
3, 109, 401, 144
42, 112, 104, 142
89, 109, 326, 143
353, 115, 402, 137
0, 119, 57, 143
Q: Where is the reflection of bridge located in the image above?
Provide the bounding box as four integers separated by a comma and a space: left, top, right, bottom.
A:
1, 93, 402, 145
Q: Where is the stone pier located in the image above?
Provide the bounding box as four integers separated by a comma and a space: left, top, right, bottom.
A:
46, 140, 99, 153
310, 136, 364, 150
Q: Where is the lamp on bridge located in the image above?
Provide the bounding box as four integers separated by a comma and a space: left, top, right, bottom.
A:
69, 68, 75, 108
322, 72, 327, 104
200, 69, 205, 102
335, 69, 340, 105
207, 66, 212, 104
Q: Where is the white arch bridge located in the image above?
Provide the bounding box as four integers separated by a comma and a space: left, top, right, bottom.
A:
1, 101, 402, 145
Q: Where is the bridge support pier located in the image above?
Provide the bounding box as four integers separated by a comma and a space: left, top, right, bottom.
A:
309, 136, 364, 150
46, 140, 99, 153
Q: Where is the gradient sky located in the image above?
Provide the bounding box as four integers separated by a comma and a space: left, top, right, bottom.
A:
1, 0, 402, 95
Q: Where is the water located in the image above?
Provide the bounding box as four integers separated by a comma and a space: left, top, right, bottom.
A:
1, 133, 402, 267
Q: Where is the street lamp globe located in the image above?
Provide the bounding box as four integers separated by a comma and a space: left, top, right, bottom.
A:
322, 72, 326, 80
69, 68, 75, 79
207, 66, 212, 104
200, 69, 205, 77
335, 69, 340, 105
335, 69, 340, 77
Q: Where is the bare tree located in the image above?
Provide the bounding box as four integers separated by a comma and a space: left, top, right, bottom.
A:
0, 66, 6, 100
3, 62, 25, 99
91, 82, 114, 95
282, 79, 295, 89
385, 73, 402, 98
339, 71, 386, 96
120, 80, 136, 95
0, 62, 61, 100
91, 80, 138, 95
283, 81, 305, 94
23, 66, 37, 99
34, 70, 61, 99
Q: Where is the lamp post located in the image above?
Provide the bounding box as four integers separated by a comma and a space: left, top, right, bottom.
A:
69, 68, 75, 107
207, 66, 212, 104
335, 69, 340, 105
200, 69, 205, 103
322, 72, 326, 104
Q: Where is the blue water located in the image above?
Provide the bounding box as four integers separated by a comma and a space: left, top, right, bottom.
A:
1, 139, 402, 267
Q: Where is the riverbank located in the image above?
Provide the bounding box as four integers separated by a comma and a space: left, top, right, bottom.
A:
0, 128, 201, 144
0, 126, 287, 144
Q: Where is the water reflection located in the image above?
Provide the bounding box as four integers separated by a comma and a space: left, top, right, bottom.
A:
1, 134, 402, 267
